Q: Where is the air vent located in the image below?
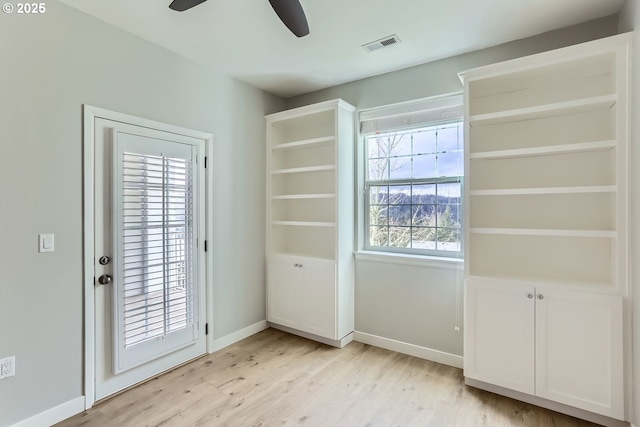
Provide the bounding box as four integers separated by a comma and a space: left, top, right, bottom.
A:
362, 35, 401, 52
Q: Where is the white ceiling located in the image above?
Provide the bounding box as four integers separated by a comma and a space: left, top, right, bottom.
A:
58, 0, 624, 98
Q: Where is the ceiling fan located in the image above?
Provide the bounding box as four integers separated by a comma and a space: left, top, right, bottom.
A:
168, 0, 310, 38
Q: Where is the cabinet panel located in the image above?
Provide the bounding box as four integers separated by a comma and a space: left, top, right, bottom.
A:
535, 290, 624, 418
299, 260, 336, 339
267, 260, 301, 329
464, 280, 535, 394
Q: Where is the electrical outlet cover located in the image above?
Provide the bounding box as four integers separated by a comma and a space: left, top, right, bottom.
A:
0, 356, 15, 379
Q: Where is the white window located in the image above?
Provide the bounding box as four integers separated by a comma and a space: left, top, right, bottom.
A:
360, 94, 463, 258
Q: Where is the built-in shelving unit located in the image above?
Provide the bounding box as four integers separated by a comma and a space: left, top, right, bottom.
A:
266, 99, 356, 346
460, 33, 631, 422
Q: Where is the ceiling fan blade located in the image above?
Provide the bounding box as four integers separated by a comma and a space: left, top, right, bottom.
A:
169, 0, 208, 12
268, 0, 309, 38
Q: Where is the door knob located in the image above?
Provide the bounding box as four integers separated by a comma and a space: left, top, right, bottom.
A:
98, 274, 112, 285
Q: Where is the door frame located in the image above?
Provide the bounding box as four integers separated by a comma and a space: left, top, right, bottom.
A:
82, 105, 214, 409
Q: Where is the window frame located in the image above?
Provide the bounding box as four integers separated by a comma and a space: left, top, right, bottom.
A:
357, 94, 464, 259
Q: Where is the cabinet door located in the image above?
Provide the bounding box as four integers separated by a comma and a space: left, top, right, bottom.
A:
535, 290, 623, 419
267, 259, 301, 329
299, 260, 337, 339
465, 280, 535, 394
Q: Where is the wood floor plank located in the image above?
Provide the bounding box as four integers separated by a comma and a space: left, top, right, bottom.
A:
56, 328, 603, 427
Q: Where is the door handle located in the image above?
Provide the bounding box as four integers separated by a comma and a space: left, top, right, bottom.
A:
97, 274, 112, 285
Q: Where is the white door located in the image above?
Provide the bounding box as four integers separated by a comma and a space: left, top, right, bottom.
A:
535, 289, 624, 419
464, 279, 535, 394
93, 118, 207, 402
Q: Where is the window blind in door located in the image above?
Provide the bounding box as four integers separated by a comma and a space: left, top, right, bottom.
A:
112, 129, 200, 374
121, 152, 194, 348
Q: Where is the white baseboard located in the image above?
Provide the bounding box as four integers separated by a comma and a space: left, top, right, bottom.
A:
268, 323, 353, 348
353, 331, 463, 369
10, 396, 85, 427
211, 320, 269, 353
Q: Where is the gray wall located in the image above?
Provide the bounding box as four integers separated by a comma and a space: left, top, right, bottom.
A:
0, 2, 283, 426
618, 2, 639, 424
286, 16, 619, 359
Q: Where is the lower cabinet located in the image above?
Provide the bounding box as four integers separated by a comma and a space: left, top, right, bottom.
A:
267, 255, 337, 340
465, 279, 624, 419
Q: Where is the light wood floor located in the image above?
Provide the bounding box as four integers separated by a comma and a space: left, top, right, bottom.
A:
57, 328, 601, 427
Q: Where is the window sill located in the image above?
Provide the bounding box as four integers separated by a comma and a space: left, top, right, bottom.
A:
354, 251, 464, 270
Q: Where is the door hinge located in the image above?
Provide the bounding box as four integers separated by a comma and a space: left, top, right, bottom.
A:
204, 240, 208, 252
204, 157, 207, 169
205, 323, 209, 335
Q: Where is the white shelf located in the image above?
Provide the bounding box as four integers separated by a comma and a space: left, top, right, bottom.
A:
271, 165, 335, 175
469, 186, 616, 196
469, 140, 616, 160
469, 228, 616, 238
272, 221, 336, 227
469, 94, 617, 126
271, 194, 335, 200
272, 136, 334, 150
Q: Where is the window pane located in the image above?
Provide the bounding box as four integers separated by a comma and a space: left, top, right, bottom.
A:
437, 150, 463, 177
389, 156, 412, 180
411, 227, 436, 250
437, 204, 461, 226
389, 205, 411, 226
391, 132, 412, 156
412, 205, 435, 226
369, 226, 389, 246
413, 129, 437, 154
370, 205, 388, 225
389, 185, 411, 204
413, 154, 437, 179
437, 123, 462, 152
412, 183, 436, 204
437, 228, 461, 252
388, 227, 410, 248
369, 185, 388, 204
438, 182, 461, 201
368, 158, 389, 180
367, 135, 389, 159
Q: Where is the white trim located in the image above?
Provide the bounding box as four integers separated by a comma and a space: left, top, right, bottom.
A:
9, 397, 85, 427
353, 331, 463, 369
355, 250, 463, 270
82, 105, 213, 409
211, 320, 269, 353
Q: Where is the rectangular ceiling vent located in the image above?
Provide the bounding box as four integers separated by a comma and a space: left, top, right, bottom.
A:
363, 35, 401, 53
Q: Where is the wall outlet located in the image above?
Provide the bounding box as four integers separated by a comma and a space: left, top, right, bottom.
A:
0, 356, 15, 379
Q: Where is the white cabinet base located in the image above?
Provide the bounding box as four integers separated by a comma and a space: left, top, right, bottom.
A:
268, 323, 354, 349
465, 378, 629, 427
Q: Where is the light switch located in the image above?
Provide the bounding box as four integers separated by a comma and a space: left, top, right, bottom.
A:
39, 234, 54, 253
